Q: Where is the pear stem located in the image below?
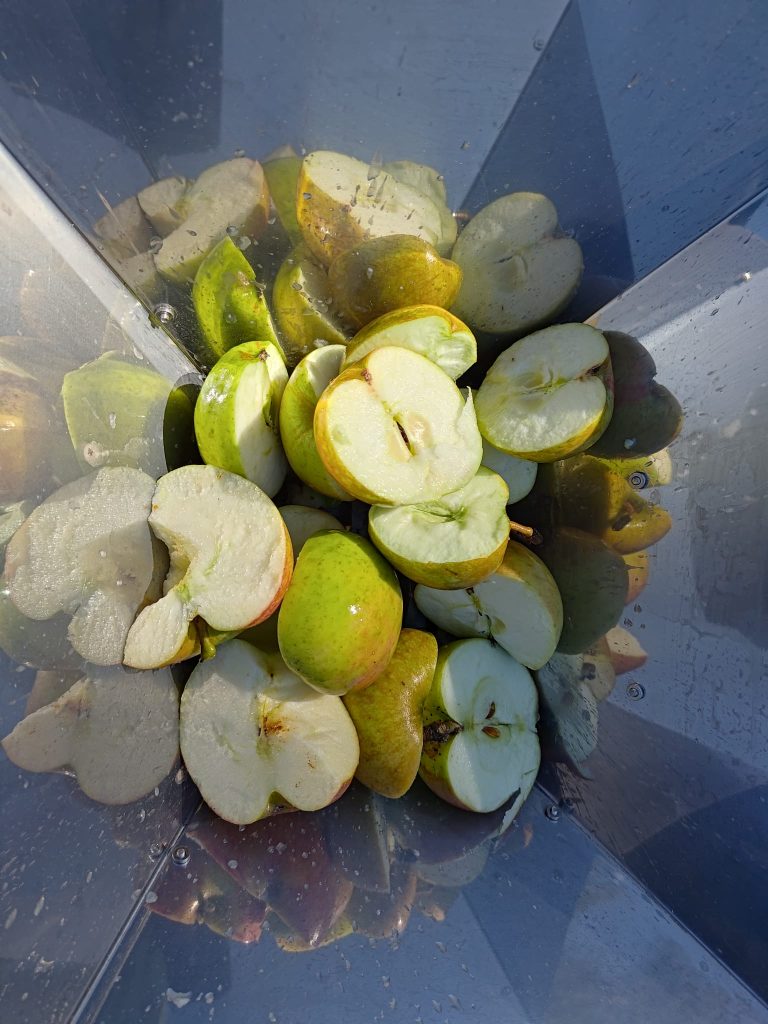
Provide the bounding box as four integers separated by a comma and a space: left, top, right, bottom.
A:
508, 519, 541, 545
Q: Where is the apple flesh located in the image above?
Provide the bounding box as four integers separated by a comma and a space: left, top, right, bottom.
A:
381, 159, 457, 253
580, 637, 617, 701
123, 465, 291, 669
414, 540, 563, 670
342, 628, 438, 798
180, 641, 359, 824
624, 550, 650, 603
272, 247, 351, 365
605, 626, 648, 675
342, 304, 476, 381
278, 530, 402, 695
368, 468, 510, 589
0, 585, 82, 670
480, 440, 538, 505
193, 340, 288, 497
476, 323, 613, 462
314, 346, 483, 505
93, 196, 153, 258
137, 175, 190, 236
451, 191, 583, 337
262, 153, 303, 245
419, 639, 540, 816
0, 375, 55, 503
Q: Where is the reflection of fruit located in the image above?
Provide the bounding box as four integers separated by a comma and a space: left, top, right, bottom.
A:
342, 305, 476, 380
262, 153, 303, 245
415, 841, 489, 888
535, 653, 599, 768
481, 440, 538, 505
194, 341, 288, 497
180, 641, 359, 824
580, 637, 616, 701
347, 862, 418, 940
538, 528, 627, 654
323, 782, 392, 892
476, 324, 613, 462
451, 192, 582, 337
93, 196, 152, 258
24, 670, 80, 714
414, 541, 563, 670
272, 247, 351, 365
0, 376, 54, 503
624, 550, 650, 603
123, 466, 291, 669
605, 626, 648, 675
327, 235, 462, 329
343, 629, 437, 798
2, 665, 179, 803
278, 505, 343, 558
278, 531, 402, 696
588, 331, 683, 459
0, 585, 82, 670
381, 160, 457, 252
368, 468, 510, 589
137, 176, 190, 236
314, 346, 482, 505
419, 638, 540, 815
271, 913, 353, 952
598, 448, 673, 489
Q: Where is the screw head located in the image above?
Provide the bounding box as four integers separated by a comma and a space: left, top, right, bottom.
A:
544, 804, 560, 822
152, 302, 176, 325
172, 845, 190, 867
626, 681, 646, 701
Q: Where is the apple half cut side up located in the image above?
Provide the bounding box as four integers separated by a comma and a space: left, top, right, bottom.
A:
180, 641, 359, 824
419, 638, 540, 816
314, 346, 483, 506
476, 323, 613, 463
123, 466, 292, 670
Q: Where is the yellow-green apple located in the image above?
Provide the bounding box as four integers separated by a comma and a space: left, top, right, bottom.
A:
271, 913, 353, 952
279, 504, 343, 558
193, 340, 288, 497
535, 653, 599, 768
475, 323, 613, 462
327, 235, 462, 328
451, 192, 583, 337
5, 468, 156, 666
278, 345, 354, 500
480, 440, 538, 504
296, 151, 447, 264
137, 175, 190, 236
346, 862, 419, 940
604, 626, 648, 675
272, 247, 351, 365
368, 468, 510, 588
419, 638, 540, 814
262, 152, 302, 245
342, 304, 476, 380
277, 530, 402, 695
414, 540, 563, 670
342, 628, 437, 798
180, 641, 359, 825
624, 550, 650, 603
2, 665, 179, 803
314, 346, 482, 505
123, 466, 291, 669
381, 159, 457, 253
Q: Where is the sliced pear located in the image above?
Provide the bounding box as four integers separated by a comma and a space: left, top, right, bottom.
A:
535, 653, 599, 768
382, 159, 456, 253
314, 346, 482, 505
368, 468, 509, 589
476, 323, 613, 462
278, 505, 343, 558
193, 341, 288, 497
137, 176, 190, 236
94, 196, 153, 259
2, 665, 179, 804
480, 440, 538, 504
414, 540, 562, 670
296, 151, 446, 264
180, 641, 359, 824
123, 466, 292, 669
5, 468, 156, 666
342, 305, 476, 380
272, 247, 351, 365
452, 192, 583, 336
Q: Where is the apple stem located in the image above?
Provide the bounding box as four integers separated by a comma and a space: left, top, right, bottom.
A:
508, 519, 541, 544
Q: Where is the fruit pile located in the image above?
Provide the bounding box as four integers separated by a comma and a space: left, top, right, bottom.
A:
0, 149, 681, 830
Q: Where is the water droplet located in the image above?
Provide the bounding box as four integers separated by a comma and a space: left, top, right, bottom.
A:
544, 804, 560, 821
365, 266, 374, 279
460, 140, 470, 150
224, 312, 237, 323
237, 236, 251, 250
149, 842, 164, 860
145, 891, 158, 905
227, 859, 238, 870
626, 681, 645, 701
302, 192, 313, 200
149, 236, 163, 254
108, 412, 117, 430
533, 37, 545, 50
739, 271, 752, 282
234, 148, 245, 158
226, 225, 239, 236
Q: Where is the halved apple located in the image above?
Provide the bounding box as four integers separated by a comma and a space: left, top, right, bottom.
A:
342, 305, 476, 380
180, 641, 359, 824
414, 540, 562, 669
419, 638, 540, 815
194, 341, 288, 497
271, 247, 351, 365
278, 505, 343, 558
476, 323, 613, 462
451, 192, 583, 337
480, 440, 538, 505
314, 346, 482, 505
381, 159, 456, 253
123, 465, 291, 669
296, 151, 447, 264
278, 345, 354, 500
137, 175, 190, 236
368, 468, 510, 588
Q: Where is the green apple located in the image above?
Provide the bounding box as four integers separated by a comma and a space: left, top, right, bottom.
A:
419, 638, 540, 815
93, 196, 153, 258
342, 304, 476, 380
193, 340, 288, 497
314, 346, 482, 505
624, 550, 649, 603
535, 653, 599, 768
272, 247, 351, 365
480, 440, 537, 505
154, 158, 270, 284
278, 530, 402, 695
262, 153, 303, 245
5, 468, 156, 666
381, 159, 457, 253
2, 665, 179, 804
368, 468, 510, 588
0, 374, 55, 503
451, 192, 583, 336
342, 628, 438, 798
278, 345, 354, 500
192, 236, 284, 366
537, 527, 627, 654
476, 323, 613, 462
124, 465, 292, 669
180, 641, 359, 824
137, 175, 190, 236
279, 504, 343, 558
327, 235, 462, 328
414, 540, 563, 670
588, 331, 683, 459
296, 151, 447, 264
604, 626, 648, 675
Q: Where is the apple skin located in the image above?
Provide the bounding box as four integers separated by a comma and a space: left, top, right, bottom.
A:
272, 247, 351, 365
342, 628, 437, 798
278, 530, 403, 696
262, 154, 303, 245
